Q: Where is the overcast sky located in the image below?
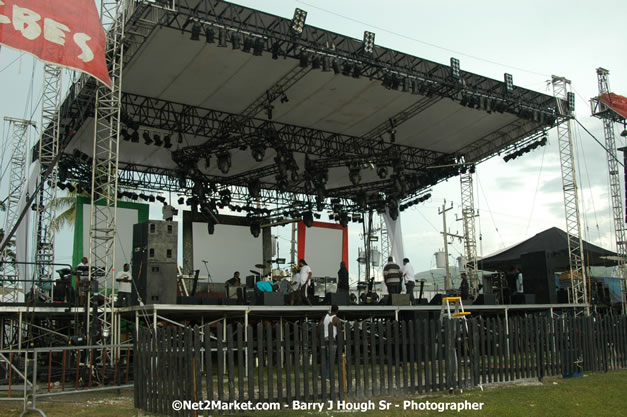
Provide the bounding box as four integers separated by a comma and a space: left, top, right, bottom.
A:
1, 0, 627, 284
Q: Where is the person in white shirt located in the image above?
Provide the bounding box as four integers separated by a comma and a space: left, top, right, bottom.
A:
116, 263, 132, 307
298, 259, 312, 305
162, 203, 175, 221
320, 304, 340, 379
402, 258, 416, 304
515, 267, 524, 294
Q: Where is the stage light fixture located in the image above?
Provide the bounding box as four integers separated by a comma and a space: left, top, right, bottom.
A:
177, 197, 184, 205
299, 51, 310, 68
205, 27, 215, 43
311, 55, 321, 70
332, 59, 341, 74
191, 23, 201, 41
291, 8, 307, 35
250, 220, 261, 238
389, 205, 399, 220
621, 129, 627, 137
120, 129, 130, 141
207, 222, 215, 235
249, 179, 261, 199
567, 92, 575, 113
460, 94, 469, 106
253, 38, 264, 56
363, 31, 375, 54
217, 152, 232, 174
322, 56, 331, 72
401, 77, 409, 92
377, 166, 388, 179
242, 37, 253, 53
271, 42, 280, 60
348, 165, 361, 185
342, 62, 351, 76
153, 134, 163, 146
339, 213, 349, 227
352, 63, 361, 79
163, 135, 172, 149
218, 29, 227, 47
504, 73, 514, 94
141, 131, 152, 145
303, 211, 314, 227
231, 32, 241, 49
280, 94, 289, 104
450, 57, 460, 79
251, 144, 266, 162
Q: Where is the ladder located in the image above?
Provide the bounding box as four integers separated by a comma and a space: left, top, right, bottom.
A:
441, 296, 470, 331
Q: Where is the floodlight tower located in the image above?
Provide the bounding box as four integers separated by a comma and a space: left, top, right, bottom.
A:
1, 117, 36, 301
591, 68, 627, 313
551, 75, 588, 313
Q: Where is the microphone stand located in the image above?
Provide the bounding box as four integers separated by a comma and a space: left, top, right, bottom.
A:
202, 260, 213, 292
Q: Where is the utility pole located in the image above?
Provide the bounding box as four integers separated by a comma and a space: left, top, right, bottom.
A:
439, 200, 463, 291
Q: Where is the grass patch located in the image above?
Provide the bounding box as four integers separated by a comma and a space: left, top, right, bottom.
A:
3, 371, 626, 417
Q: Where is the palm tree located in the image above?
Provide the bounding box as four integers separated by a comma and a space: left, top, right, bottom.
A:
49, 191, 84, 232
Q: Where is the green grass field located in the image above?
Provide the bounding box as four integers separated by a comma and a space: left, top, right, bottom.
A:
5, 370, 627, 417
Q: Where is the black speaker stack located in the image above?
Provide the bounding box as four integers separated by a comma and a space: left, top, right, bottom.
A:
520, 251, 556, 304
132, 220, 178, 305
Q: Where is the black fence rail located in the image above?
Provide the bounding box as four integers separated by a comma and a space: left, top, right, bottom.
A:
135, 315, 627, 416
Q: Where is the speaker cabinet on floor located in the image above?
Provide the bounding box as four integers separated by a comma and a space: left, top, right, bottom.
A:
520, 251, 556, 304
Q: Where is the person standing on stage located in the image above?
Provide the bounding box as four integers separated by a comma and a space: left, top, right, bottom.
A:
402, 258, 416, 304
459, 272, 469, 300
337, 261, 349, 294
515, 267, 524, 294
226, 271, 244, 303
115, 263, 132, 307
162, 202, 175, 221
383, 256, 402, 296
298, 259, 312, 305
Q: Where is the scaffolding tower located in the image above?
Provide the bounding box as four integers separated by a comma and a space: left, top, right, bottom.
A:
459, 167, 479, 297
551, 76, 588, 312
591, 67, 627, 313
1, 117, 36, 303
87, 0, 127, 345
33, 65, 62, 288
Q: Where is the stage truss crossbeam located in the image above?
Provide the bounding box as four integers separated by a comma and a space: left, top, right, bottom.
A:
87, 0, 129, 345
592, 67, 627, 313
1, 117, 35, 301
551, 75, 588, 313
34, 65, 62, 287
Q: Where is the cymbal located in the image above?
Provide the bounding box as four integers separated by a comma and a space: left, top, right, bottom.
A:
255, 264, 265, 269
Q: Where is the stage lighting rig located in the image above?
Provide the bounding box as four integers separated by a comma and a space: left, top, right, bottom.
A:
567, 92, 576, 113
450, 57, 461, 80
191, 23, 201, 40
322, 56, 331, 72
142, 131, 153, 145
303, 211, 314, 227
217, 151, 232, 174
231, 32, 241, 49
376, 165, 388, 179
205, 27, 215, 43
253, 38, 264, 56
218, 28, 227, 47
363, 31, 375, 54
291, 8, 307, 36
311, 55, 321, 70
332, 59, 341, 74
504, 73, 514, 94
154, 134, 163, 146
242, 37, 253, 53
251, 144, 266, 162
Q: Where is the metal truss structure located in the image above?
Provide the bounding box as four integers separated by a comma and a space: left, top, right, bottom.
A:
1, 117, 35, 301
86, 0, 129, 346
459, 167, 479, 296
551, 76, 588, 312
33, 65, 62, 288
591, 67, 627, 313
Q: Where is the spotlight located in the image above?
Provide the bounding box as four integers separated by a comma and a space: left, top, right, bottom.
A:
231, 32, 241, 49
153, 134, 162, 146
299, 51, 310, 68
271, 42, 280, 60
250, 220, 261, 238
217, 152, 232, 174
191, 23, 201, 41
251, 144, 265, 162
322, 56, 330, 72
253, 38, 264, 56
567, 92, 575, 113
163, 135, 172, 149
376, 166, 388, 179
156, 196, 166, 203
249, 179, 261, 199
121, 129, 130, 141
332, 59, 341, 74
339, 213, 349, 228
363, 31, 375, 54
178, 197, 185, 205
291, 8, 307, 35
143, 131, 153, 145
504, 73, 514, 94
207, 222, 215, 235
205, 27, 215, 43
218, 28, 227, 47
342, 62, 351, 76
450, 57, 460, 79
303, 211, 313, 228
352, 63, 361, 79
243, 37, 253, 53
348, 166, 361, 185
311, 55, 321, 70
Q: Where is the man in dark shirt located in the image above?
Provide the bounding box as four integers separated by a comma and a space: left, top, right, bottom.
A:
383, 256, 402, 295
459, 272, 469, 300
226, 271, 244, 303
337, 261, 349, 294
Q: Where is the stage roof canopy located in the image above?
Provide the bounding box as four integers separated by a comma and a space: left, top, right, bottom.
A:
54, 0, 564, 214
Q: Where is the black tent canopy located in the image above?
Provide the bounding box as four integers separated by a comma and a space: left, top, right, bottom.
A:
479, 227, 617, 271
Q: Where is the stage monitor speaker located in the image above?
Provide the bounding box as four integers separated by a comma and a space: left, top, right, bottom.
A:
326, 292, 349, 306
391, 294, 410, 306
261, 292, 283, 306
520, 251, 556, 304
429, 294, 443, 305
474, 294, 496, 305
133, 221, 178, 305
513, 293, 536, 304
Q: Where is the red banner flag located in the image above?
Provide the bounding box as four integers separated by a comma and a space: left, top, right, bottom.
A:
0, 0, 112, 87
600, 93, 627, 119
